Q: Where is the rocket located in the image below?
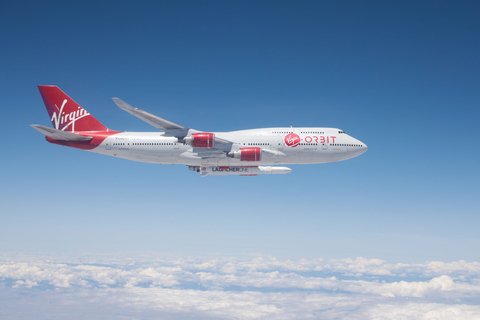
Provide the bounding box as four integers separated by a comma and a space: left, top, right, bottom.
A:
189, 166, 292, 177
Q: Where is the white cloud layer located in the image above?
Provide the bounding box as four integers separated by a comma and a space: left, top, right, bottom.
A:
1, 253, 480, 319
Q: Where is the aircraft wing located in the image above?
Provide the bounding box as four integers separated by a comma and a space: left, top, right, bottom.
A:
195, 149, 226, 158
30, 125, 93, 141
112, 98, 189, 137
214, 136, 232, 144
112, 98, 233, 145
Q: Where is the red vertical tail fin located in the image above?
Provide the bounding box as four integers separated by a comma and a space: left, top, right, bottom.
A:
38, 85, 108, 132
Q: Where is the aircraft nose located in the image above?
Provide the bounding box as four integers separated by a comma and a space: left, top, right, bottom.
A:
348, 138, 368, 158
360, 143, 368, 157
358, 140, 367, 154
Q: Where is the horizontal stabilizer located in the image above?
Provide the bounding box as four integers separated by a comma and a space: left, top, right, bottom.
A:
30, 125, 93, 141
112, 98, 189, 137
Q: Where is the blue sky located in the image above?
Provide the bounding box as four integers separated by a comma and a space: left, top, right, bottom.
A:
1, 0, 479, 267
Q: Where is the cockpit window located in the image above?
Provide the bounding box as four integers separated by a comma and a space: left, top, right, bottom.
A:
338, 131, 345, 134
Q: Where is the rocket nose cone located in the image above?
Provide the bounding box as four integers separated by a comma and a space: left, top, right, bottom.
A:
271, 166, 292, 174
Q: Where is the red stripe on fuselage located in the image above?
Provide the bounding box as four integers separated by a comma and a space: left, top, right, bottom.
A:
46, 131, 120, 150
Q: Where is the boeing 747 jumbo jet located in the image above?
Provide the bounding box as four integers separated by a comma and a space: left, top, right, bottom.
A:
31, 86, 367, 176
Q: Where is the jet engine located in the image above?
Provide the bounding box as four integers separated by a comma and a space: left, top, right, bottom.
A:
184, 133, 215, 148
227, 147, 261, 161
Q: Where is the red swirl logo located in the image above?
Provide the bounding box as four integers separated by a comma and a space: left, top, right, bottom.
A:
284, 133, 300, 147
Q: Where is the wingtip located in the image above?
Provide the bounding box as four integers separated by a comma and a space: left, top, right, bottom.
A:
112, 98, 135, 111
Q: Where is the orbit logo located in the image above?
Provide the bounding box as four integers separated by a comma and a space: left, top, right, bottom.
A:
284, 133, 300, 147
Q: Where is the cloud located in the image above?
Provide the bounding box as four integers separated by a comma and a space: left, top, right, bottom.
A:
1, 253, 480, 319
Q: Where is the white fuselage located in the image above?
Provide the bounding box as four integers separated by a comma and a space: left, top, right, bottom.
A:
94, 127, 367, 166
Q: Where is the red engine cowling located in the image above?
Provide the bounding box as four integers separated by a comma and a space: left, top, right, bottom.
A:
240, 147, 261, 161
184, 133, 215, 148
227, 147, 262, 161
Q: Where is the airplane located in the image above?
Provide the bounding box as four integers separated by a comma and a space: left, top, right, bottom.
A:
31, 86, 368, 176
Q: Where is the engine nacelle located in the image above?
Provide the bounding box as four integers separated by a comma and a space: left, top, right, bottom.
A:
184, 133, 215, 148
227, 147, 262, 161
